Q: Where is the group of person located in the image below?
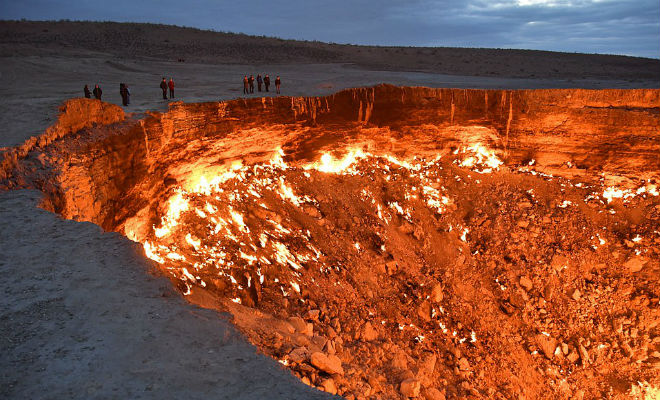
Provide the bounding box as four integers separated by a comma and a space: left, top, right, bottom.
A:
83, 84, 103, 100
83, 82, 131, 106
84, 73, 282, 105
160, 77, 175, 99
243, 74, 280, 95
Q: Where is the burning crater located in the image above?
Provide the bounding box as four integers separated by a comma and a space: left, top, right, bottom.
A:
2, 85, 660, 399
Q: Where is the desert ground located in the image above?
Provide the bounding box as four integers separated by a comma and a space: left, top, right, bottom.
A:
0, 21, 659, 400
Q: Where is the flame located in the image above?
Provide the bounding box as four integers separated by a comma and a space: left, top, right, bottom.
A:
456, 143, 503, 173
306, 149, 368, 174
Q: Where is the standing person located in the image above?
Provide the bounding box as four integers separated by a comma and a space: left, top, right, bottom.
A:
125, 85, 131, 105
248, 75, 255, 93
84, 84, 91, 98
119, 83, 128, 106
256, 74, 263, 92
264, 74, 270, 92
93, 84, 102, 100
160, 77, 168, 100
168, 78, 175, 98
275, 76, 281, 94
243, 75, 249, 94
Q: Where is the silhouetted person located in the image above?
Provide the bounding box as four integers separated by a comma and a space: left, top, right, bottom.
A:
264, 75, 270, 92
125, 85, 131, 105
256, 74, 263, 92
168, 78, 175, 98
275, 76, 281, 94
93, 84, 102, 100
243, 76, 249, 94
120, 83, 128, 106
84, 84, 91, 98
160, 78, 168, 100
248, 75, 255, 93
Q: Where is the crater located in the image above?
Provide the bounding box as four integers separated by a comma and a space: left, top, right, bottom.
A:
2, 85, 659, 399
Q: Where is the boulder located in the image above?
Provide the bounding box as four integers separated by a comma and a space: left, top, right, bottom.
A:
311, 352, 344, 375
400, 378, 421, 398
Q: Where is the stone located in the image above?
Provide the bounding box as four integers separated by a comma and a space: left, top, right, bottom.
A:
579, 344, 590, 365
509, 289, 527, 308
400, 378, 421, 398
536, 334, 557, 359
457, 357, 470, 371
311, 352, 344, 375
304, 309, 320, 321
321, 378, 337, 395
391, 350, 409, 370
324, 339, 336, 355
288, 316, 307, 333
385, 261, 398, 275
519, 276, 533, 291
430, 283, 444, 303
624, 256, 646, 273
571, 288, 582, 301
362, 321, 379, 341
422, 387, 446, 400
417, 301, 432, 322
288, 346, 309, 364
416, 353, 437, 386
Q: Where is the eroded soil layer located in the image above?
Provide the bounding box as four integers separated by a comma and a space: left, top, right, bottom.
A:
2, 85, 659, 399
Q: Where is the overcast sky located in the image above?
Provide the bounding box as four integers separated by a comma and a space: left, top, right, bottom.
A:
2, 0, 658, 58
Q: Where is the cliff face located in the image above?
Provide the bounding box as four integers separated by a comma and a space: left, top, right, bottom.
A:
2, 85, 658, 231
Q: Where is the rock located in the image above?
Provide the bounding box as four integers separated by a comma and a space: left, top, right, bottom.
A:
422, 387, 446, 400
324, 339, 336, 355
400, 378, 421, 398
303, 205, 321, 218
624, 256, 646, 273
519, 276, 533, 291
288, 346, 309, 364
311, 352, 344, 375
536, 334, 557, 359
312, 334, 327, 348
416, 353, 437, 386
391, 350, 409, 370
567, 350, 580, 363
288, 316, 307, 332
579, 344, 590, 365
509, 289, 527, 308
304, 309, 320, 321
417, 301, 432, 322
430, 283, 444, 302
321, 378, 337, 395
288, 316, 313, 336
385, 260, 398, 275
518, 220, 529, 228
457, 357, 470, 371
362, 321, 379, 341
571, 288, 582, 301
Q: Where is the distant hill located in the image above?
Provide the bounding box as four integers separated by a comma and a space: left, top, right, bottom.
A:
1, 20, 659, 81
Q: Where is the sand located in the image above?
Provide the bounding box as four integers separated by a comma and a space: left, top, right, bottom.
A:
1, 21, 658, 400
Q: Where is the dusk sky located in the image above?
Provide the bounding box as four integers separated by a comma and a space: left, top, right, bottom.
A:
2, 0, 658, 59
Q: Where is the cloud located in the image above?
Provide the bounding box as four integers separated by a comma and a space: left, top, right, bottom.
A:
1, 0, 658, 58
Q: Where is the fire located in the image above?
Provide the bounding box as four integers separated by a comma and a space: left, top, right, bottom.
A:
306, 149, 368, 174
138, 148, 468, 306
455, 143, 503, 173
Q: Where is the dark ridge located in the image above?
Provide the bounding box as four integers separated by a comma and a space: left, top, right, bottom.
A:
1, 20, 659, 81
